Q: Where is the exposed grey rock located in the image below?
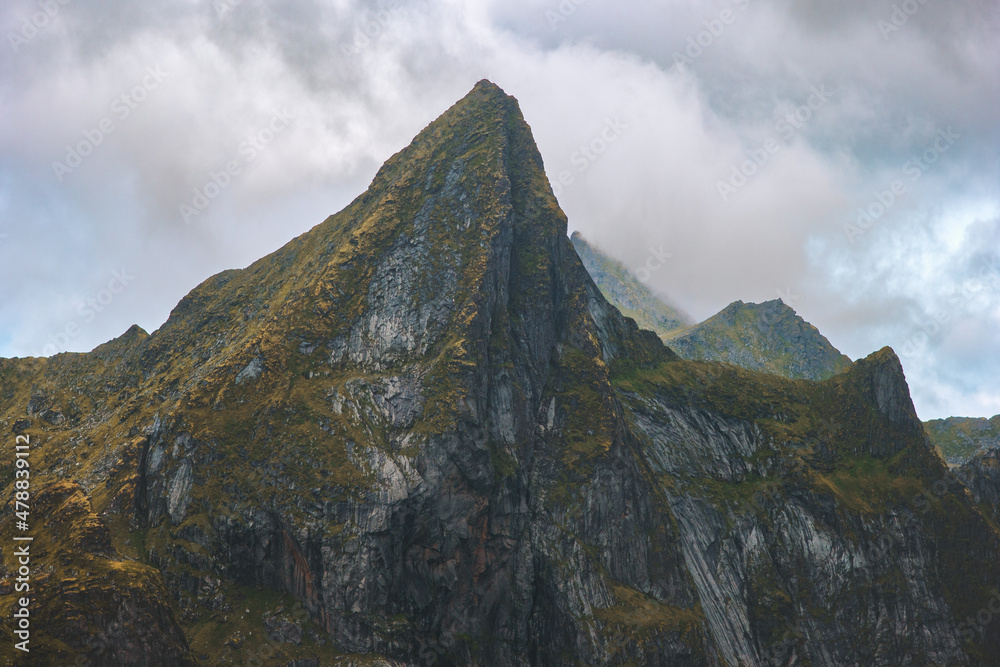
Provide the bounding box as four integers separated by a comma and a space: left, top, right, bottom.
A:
235, 355, 265, 384
956, 447, 1000, 523
167, 459, 194, 524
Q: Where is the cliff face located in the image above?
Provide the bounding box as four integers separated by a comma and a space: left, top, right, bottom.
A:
2, 81, 1000, 665
0, 480, 195, 665
614, 348, 1000, 665
956, 447, 1000, 525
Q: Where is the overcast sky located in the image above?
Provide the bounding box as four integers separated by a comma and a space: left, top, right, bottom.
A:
2, 0, 998, 420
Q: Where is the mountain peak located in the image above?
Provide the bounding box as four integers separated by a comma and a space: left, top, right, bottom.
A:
471, 77, 510, 98
667, 298, 852, 380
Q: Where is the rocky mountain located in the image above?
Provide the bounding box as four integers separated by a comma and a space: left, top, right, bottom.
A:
925, 415, 1000, 465
570, 231, 691, 334
571, 234, 997, 467
2, 80, 1000, 665
665, 299, 853, 381
569, 237, 851, 382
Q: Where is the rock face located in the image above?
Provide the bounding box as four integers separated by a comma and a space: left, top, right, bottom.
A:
0, 481, 195, 665
666, 299, 853, 381
956, 447, 1000, 523
2, 80, 1000, 665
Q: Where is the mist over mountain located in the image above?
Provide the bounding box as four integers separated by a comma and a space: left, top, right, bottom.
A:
570, 231, 691, 335
574, 235, 1000, 470
2, 82, 1000, 665
573, 234, 852, 381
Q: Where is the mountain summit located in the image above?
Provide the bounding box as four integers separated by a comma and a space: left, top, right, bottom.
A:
3, 81, 1000, 665
570, 234, 851, 381
665, 298, 853, 380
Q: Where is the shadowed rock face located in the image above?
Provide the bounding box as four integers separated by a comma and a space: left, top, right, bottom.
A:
957, 447, 1000, 523
2, 80, 1000, 665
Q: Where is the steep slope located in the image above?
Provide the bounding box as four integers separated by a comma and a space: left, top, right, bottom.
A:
0, 481, 195, 665
666, 299, 853, 381
1, 80, 999, 666
570, 231, 691, 334
925, 415, 1000, 464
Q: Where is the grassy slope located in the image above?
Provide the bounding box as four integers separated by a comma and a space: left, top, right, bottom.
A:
925, 415, 1000, 463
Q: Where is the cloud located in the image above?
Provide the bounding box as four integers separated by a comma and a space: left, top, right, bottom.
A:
0, 0, 997, 419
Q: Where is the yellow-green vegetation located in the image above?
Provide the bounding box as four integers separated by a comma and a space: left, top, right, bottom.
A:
591, 579, 709, 666
594, 580, 704, 638
924, 414, 1000, 463
0, 480, 194, 664
662, 299, 852, 381
813, 451, 926, 515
